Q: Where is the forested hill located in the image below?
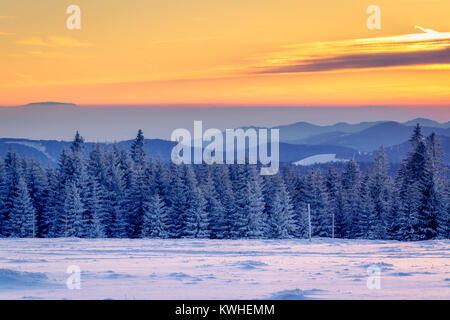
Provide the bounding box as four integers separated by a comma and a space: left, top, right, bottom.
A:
0, 125, 448, 241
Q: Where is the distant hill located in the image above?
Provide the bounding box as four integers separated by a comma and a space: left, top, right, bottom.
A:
404, 118, 450, 129
357, 135, 450, 165
1, 117, 449, 166
0, 138, 357, 166
241, 119, 449, 148
250, 121, 387, 143
290, 122, 450, 151
0, 138, 176, 166
22, 102, 77, 108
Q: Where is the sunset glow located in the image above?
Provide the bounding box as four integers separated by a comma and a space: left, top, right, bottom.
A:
1, 0, 450, 109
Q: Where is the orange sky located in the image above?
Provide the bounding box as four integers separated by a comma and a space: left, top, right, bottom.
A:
1, 0, 450, 107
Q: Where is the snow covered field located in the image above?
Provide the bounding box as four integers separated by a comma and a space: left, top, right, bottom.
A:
0, 238, 449, 300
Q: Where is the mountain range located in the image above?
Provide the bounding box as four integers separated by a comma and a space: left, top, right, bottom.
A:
0, 117, 449, 166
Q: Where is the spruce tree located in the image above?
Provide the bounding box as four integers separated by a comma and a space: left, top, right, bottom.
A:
324, 165, 340, 238
0, 159, 8, 237
142, 194, 168, 238
341, 159, 362, 238
183, 165, 209, 238
267, 177, 295, 239
25, 160, 49, 237
9, 177, 36, 238
244, 166, 267, 239
131, 129, 146, 167
202, 170, 227, 239
84, 178, 106, 238
367, 146, 391, 239
211, 164, 236, 239
166, 164, 188, 238
63, 181, 84, 237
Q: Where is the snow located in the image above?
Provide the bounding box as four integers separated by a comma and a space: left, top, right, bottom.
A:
0, 238, 449, 300
293, 154, 349, 166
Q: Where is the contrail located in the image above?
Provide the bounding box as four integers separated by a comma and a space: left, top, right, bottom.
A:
414, 25, 439, 34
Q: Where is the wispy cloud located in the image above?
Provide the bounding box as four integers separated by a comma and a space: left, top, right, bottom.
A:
248, 28, 450, 74
152, 36, 214, 45
261, 47, 450, 73
414, 25, 439, 34
17, 36, 92, 47
0, 31, 14, 36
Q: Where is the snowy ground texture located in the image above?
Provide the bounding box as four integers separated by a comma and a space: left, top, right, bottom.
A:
0, 238, 449, 300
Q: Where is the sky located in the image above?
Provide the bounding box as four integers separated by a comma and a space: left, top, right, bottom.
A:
1, 0, 450, 109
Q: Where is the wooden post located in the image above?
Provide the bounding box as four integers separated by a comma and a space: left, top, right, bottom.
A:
32, 211, 35, 238
307, 203, 311, 242
332, 213, 335, 239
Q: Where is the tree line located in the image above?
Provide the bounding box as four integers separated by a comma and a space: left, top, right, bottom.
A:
0, 125, 448, 240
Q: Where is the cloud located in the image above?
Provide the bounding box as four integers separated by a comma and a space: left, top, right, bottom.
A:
152, 36, 214, 44
17, 37, 49, 46
261, 47, 450, 73
17, 36, 91, 47
252, 28, 450, 74
0, 31, 14, 36
414, 25, 439, 34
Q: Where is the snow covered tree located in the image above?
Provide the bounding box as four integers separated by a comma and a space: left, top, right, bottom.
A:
0, 159, 8, 237
83, 178, 106, 238
9, 176, 36, 238
266, 175, 295, 238
142, 194, 168, 238
71, 131, 85, 154
306, 168, 330, 237
24, 160, 49, 237
102, 146, 127, 238
211, 164, 236, 239
367, 146, 391, 239
43, 168, 60, 238
243, 166, 267, 238
358, 174, 376, 239
229, 165, 251, 238
131, 129, 146, 168
324, 165, 341, 238
125, 164, 151, 238
166, 164, 187, 238
201, 170, 227, 239
341, 159, 362, 238
183, 165, 209, 238
413, 133, 446, 240
63, 181, 84, 237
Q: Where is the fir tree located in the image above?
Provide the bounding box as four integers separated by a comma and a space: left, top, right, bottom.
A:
131, 129, 146, 167
211, 164, 236, 239
341, 159, 362, 238
202, 170, 227, 239
183, 165, 209, 238
24, 160, 49, 237
367, 147, 391, 239
84, 178, 106, 238
63, 181, 84, 237
324, 165, 340, 238
0, 159, 8, 237
9, 177, 36, 238
142, 194, 168, 238
267, 177, 295, 238
244, 166, 267, 239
